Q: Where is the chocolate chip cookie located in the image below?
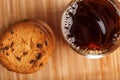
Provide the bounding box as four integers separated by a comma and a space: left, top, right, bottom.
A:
0, 20, 55, 74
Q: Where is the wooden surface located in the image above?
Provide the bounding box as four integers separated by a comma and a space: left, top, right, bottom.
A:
0, 0, 120, 80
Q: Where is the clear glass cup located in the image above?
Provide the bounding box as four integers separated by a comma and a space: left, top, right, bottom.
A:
61, 0, 120, 59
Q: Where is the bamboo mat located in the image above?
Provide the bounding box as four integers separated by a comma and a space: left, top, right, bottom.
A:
0, 0, 120, 80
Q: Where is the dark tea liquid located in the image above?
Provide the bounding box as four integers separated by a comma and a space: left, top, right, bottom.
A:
61, 0, 120, 58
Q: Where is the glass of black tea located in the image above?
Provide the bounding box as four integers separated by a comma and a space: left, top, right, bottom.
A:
61, 0, 120, 58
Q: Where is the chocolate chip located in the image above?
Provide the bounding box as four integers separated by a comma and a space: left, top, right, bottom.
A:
4, 46, 9, 50
45, 41, 48, 46
36, 53, 42, 60
37, 44, 42, 48
6, 52, 9, 56
10, 30, 14, 34
39, 63, 43, 66
30, 60, 36, 64
16, 57, 21, 61
40, 31, 43, 34
23, 51, 28, 55
10, 42, 14, 47
11, 48, 14, 51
